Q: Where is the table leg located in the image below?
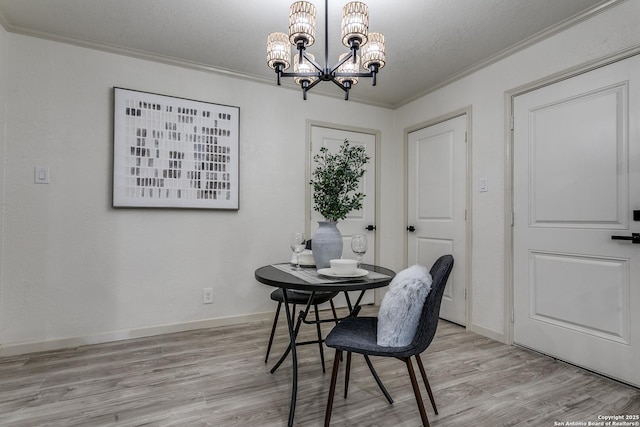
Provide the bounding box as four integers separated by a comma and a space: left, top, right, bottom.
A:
270, 293, 314, 374
270, 290, 315, 427
352, 290, 366, 313
343, 290, 354, 313
281, 290, 297, 427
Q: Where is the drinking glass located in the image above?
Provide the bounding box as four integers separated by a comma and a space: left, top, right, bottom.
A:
351, 234, 368, 268
290, 232, 306, 270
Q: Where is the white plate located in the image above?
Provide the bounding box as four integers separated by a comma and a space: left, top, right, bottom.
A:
317, 268, 369, 278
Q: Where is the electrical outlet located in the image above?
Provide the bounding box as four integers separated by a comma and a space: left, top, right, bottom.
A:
203, 288, 214, 304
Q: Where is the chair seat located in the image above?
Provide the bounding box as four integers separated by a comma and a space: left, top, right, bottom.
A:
270, 288, 338, 305
325, 316, 416, 358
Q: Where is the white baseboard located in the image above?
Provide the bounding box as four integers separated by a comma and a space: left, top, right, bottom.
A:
0, 311, 274, 357
468, 322, 506, 344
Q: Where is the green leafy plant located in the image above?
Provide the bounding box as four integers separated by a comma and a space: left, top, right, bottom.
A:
310, 139, 370, 222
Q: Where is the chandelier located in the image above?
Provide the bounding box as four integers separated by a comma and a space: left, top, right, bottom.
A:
266, 0, 386, 100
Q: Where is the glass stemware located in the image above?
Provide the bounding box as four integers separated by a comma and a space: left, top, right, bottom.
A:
351, 234, 368, 269
290, 232, 306, 270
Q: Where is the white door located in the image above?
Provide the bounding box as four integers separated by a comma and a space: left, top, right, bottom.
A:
407, 115, 467, 325
309, 125, 377, 306
513, 56, 640, 387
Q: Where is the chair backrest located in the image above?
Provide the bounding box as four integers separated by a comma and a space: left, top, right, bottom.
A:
409, 254, 454, 355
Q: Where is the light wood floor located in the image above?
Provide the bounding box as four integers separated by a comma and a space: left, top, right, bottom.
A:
1, 306, 638, 426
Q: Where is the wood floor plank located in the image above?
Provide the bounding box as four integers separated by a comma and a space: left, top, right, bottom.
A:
0, 306, 638, 426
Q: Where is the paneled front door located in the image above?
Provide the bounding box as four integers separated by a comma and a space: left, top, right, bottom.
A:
513, 55, 640, 387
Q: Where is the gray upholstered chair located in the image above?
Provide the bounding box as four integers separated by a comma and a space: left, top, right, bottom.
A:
323, 254, 454, 427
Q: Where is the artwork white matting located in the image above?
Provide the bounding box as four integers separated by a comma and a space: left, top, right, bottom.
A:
113, 87, 240, 209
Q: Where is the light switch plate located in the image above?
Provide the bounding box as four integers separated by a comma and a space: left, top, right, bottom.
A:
479, 178, 488, 192
34, 166, 50, 184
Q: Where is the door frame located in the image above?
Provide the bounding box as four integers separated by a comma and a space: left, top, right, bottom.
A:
403, 106, 472, 328
504, 45, 640, 345
305, 120, 382, 295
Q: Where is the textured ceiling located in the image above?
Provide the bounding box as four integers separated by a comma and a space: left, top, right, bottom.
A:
0, 0, 618, 108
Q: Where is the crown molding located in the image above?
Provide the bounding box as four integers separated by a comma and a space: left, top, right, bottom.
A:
393, 0, 626, 108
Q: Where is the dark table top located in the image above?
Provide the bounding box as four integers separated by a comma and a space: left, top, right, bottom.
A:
255, 263, 395, 292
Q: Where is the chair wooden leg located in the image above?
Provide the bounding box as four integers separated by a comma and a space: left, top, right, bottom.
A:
415, 353, 438, 414
265, 301, 282, 363
344, 351, 352, 398
325, 349, 342, 427
405, 357, 430, 427
314, 304, 326, 373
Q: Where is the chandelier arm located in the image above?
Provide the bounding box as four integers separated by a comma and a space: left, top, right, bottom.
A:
302, 51, 324, 73
274, 63, 284, 85
281, 72, 320, 78
328, 51, 354, 74
305, 78, 324, 91
351, 44, 359, 62
334, 70, 378, 86
330, 78, 348, 93
334, 72, 374, 78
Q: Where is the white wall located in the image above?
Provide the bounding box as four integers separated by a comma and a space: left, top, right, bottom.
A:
394, 0, 640, 339
2, 0, 639, 355
0, 34, 394, 354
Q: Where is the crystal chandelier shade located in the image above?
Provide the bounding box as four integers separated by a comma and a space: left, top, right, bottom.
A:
289, 1, 316, 47
267, 0, 386, 100
294, 53, 317, 85
341, 1, 368, 47
266, 32, 291, 70
336, 52, 359, 86
361, 32, 385, 70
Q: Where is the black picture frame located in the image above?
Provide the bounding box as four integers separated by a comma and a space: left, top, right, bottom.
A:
113, 87, 240, 210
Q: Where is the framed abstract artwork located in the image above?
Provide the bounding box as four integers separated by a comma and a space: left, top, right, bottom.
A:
113, 87, 240, 209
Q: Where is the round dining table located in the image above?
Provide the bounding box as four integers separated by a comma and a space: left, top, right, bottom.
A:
255, 263, 395, 427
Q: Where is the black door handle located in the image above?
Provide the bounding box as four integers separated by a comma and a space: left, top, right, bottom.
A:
365, 225, 376, 231
407, 226, 416, 232
611, 233, 640, 243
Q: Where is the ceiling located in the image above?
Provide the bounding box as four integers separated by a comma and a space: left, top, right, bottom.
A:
0, 0, 618, 108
